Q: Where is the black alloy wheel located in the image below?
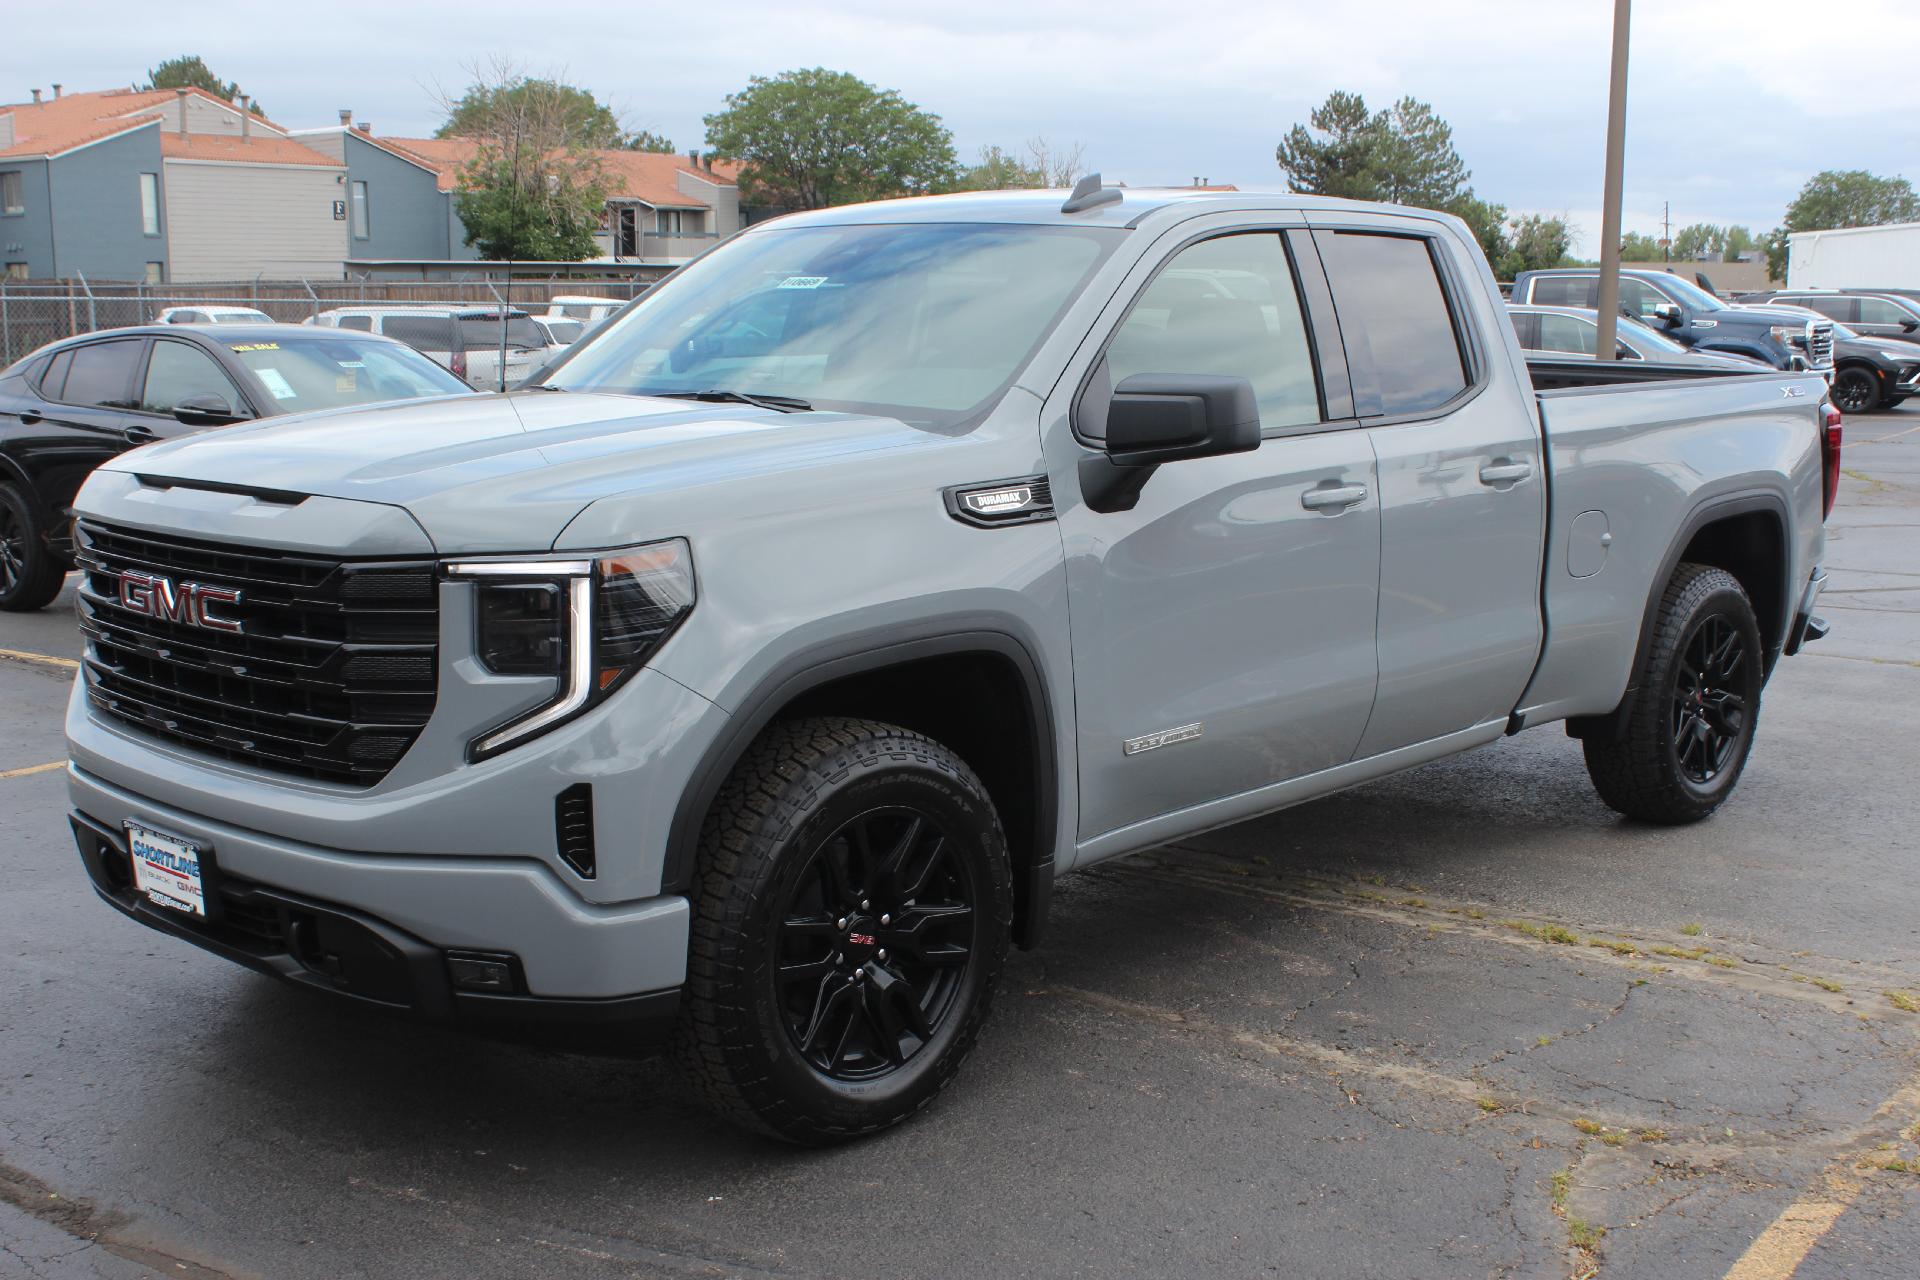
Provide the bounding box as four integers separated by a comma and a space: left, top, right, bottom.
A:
0, 499, 24, 596
1832, 366, 1880, 414
0, 485, 65, 612
774, 806, 977, 1080
1669, 613, 1749, 785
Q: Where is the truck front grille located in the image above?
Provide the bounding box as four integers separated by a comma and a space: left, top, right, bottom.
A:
75, 520, 439, 787
1807, 321, 1835, 371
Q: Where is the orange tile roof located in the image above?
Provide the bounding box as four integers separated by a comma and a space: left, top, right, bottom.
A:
0, 84, 334, 166
384, 136, 739, 206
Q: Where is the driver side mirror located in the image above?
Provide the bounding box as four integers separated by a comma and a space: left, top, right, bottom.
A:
1651, 301, 1683, 327
1902, 318, 1919, 333
172, 394, 244, 427
1081, 373, 1261, 512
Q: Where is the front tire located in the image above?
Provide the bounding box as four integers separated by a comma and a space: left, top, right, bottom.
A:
1583, 564, 1764, 824
672, 717, 1013, 1144
0, 485, 66, 613
1831, 366, 1882, 415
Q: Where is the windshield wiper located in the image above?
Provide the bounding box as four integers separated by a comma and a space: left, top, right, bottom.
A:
653, 389, 813, 413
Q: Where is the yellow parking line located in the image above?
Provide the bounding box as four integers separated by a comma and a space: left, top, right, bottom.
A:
0, 647, 79, 670
1722, 1073, 1920, 1279
0, 760, 64, 781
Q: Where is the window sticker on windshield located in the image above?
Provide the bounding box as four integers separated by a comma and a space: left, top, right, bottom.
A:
777, 276, 828, 290
256, 368, 298, 400
336, 360, 366, 369
335, 369, 358, 393
229, 342, 281, 352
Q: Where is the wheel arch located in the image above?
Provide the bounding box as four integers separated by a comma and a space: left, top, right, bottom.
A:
665, 628, 1061, 949
1568, 491, 1791, 744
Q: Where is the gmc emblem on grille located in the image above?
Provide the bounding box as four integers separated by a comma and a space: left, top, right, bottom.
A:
116, 570, 243, 633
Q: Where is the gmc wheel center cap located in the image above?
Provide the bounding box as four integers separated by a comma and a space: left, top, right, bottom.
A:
843, 916, 880, 961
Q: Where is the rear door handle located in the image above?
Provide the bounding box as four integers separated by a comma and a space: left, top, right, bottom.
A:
1479, 460, 1533, 486
1301, 483, 1368, 511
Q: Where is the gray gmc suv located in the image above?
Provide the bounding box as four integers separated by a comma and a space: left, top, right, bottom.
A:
63, 184, 1835, 1142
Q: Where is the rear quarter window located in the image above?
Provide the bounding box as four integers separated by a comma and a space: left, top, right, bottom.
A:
1529, 277, 1592, 307
1315, 230, 1470, 416
379, 315, 457, 351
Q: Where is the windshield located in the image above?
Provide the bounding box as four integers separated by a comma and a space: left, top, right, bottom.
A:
228, 337, 471, 411
549, 222, 1123, 427
1618, 315, 1689, 354
545, 318, 585, 344
1654, 274, 1726, 312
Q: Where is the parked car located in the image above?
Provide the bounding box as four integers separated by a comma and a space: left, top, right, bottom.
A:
1734, 290, 1920, 344
1512, 268, 1835, 372
307, 306, 547, 390
153, 305, 275, 326
0, 324, 472, 610
543, 295, 628, 325
531, 317, 585, 361
1507, 304, 1770, 368
64, 187, 1834, 1143
1750, 308, 1920, 413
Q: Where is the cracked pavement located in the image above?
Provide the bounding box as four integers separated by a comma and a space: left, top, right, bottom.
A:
2, 407, 1918, 1278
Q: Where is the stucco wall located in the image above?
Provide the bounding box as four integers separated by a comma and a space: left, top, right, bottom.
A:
49, 125, 168, 281
342, 132, 449, 260
0, 157, 54, 277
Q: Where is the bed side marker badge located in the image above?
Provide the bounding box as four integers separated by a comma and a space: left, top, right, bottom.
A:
1124, 722, 1204, 756
943, 475, 1055, 528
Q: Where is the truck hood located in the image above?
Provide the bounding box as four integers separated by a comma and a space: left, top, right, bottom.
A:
98, 390, 956, 553
1717, 305, 1824, 329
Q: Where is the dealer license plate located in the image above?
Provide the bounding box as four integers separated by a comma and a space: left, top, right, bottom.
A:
126, 822, 206, 917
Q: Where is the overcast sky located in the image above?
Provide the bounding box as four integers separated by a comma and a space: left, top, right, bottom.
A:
10, 0, 1916, 252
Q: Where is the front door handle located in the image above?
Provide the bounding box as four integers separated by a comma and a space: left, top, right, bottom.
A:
123, 425, 159, 445
1301, 483, 1368, 511
1479, 460, 1533, 486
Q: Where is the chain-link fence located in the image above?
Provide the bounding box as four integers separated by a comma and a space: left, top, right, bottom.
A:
0, 277, 662, 365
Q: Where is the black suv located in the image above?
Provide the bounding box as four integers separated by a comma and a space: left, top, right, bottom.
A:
1736, 290, 1920, 344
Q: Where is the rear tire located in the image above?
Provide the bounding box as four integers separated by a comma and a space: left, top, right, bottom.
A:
1831, 366, 1882, 415
0, 485, 65, 613
1583, 564, 1763, 824
671, 716, 1012, 1144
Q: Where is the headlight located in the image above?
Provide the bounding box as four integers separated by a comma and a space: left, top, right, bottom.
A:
447, 539, 695, 760
1768, 325, 1806, 346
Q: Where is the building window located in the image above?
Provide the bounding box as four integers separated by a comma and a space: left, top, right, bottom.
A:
1, 171, 22, 216
145, 262, 164, 285
654, 208, 700, 235
351, 180, 369, 239
4, 263, 27, 281
139, 173, 160, 236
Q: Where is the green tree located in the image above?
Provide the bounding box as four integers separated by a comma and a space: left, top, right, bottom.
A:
143, 55, 262, 116
1784, 169, 1920, 232
1722, 225, 1755, 260
1618, 231, 1664, 261
440, 76, 625, 149
443, 66, 615, 260
1275, 90, 1382, 199
1672, 223, 1724, 259
1447, 193, 1510, 269
625, 129, 676, 154
953, 138, 1085, 191
1763, 227, 1790, 282
1500, 214, 1573, 276
704, 68, 958, 209
1275, 91, 1470, 208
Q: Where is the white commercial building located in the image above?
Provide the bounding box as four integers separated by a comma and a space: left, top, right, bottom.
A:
1787, 222, 1920, 290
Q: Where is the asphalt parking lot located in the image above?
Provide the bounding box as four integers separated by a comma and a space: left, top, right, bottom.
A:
3, 406, 1918, 1280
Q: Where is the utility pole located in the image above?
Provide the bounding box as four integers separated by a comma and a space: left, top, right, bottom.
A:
1594, 0, 1631, 362
1662, 201, 1671, 263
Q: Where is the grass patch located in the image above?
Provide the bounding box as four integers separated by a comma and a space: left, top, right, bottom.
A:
1567, 1217, 1605, 1250
1650, 944, 1709, 962
1704, 955, 1738, 970
1399, 897, 1429, 909
1464, 907, 1485, 920
1587, 938, 1638, 957
1503, 919, 1581, 945
1477, 1097, 1501, 1113
1638, 1129, 1667, 1143
1809, 976, 1843, 993
1550, 1168, 1572, 1209
1536, 1035, 1554, 1048
1681, 922, 1703, 937
1885, 990, 1920, 1014
1365, 874, 1386, 886
1600, 1132, 1626, 1147
1573, 1118, 1604, 1136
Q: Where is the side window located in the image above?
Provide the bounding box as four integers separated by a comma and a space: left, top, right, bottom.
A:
1529, 276, 1592, 307
1315, 230, 1469, 416
140, 341, 248, 417
1853, 298, 1901, 325
38, 349, 74, 399
58, 340, 144, 409
380, 316, 453, 351
1507, 311, 1540, 350
1103, 233, 1322, 433
1536, 312, 1598, 355
336, 314, 374, 332
1614, 278, 1664, 319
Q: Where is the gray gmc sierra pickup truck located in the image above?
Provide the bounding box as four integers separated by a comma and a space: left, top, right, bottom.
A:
62, 182, 1837, 1143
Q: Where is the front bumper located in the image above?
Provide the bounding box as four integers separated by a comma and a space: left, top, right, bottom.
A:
71, 810, 679, 1050
68, 760, 691, 1003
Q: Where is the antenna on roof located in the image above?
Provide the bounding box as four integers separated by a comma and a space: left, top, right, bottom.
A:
1060, 172, 1121, 215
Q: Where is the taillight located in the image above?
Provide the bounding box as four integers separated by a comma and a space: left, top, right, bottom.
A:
1821, 402, 1843, 520
450, 349, 468, 381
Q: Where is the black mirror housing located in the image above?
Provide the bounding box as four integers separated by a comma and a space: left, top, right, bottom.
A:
1106, 373, 1261, 466
172, 394, 241, 427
